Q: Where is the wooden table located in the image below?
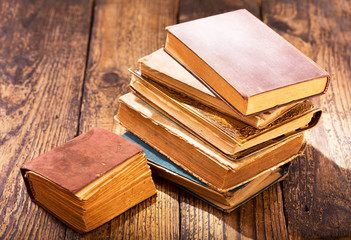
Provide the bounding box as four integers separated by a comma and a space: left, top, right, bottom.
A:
1, 0, 350, 239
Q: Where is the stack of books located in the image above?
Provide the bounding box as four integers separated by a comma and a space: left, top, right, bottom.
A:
116, 9, 329, 212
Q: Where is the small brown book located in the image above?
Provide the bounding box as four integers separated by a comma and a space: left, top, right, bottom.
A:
165, 9, 330, 115
20, 128, 156, 233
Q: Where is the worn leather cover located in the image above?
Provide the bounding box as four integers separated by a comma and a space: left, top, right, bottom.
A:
165, 9, 330, 98
21, 128, 143, 195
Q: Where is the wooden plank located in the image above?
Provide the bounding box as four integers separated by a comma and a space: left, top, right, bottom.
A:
180, 185, 289, 239
78, 0, 178, 134
66, 0, 180, 238
261, 0, 351, 238
178, 1, 289, 239
179, 0, 260, 23
0, 0, 93, 239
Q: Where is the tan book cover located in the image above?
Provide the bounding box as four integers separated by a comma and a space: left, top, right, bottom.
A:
130, 73, 321, 155
21, 128, 156, 233
165, 9, 330, 115
138, 49, 297, 129
116, 93, 306, 192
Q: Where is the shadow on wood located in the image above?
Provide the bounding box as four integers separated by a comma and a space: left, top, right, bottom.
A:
283, 143, 351, 238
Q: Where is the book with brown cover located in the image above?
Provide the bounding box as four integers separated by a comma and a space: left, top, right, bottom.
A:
21, 128, 156, 233
165, 9, 330, 115
122, 131, 297, 212
129, 73, 321, 156
138, 49, 297, 129
116, 93, 306, 192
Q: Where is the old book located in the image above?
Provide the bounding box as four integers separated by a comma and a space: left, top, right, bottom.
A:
138, 49, 297, 129
116, 93, 306, 192
122, 131, 294, 212
20, 128, 156, 233
129, 73, 321, 155
165, 9, 330, 115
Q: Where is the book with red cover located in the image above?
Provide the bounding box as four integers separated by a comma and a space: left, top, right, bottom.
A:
21, 128, 156, 233
165, 9, 330, 115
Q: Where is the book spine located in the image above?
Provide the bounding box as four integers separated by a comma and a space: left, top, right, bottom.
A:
20, 169, 36, 201
323, 75, 330, 94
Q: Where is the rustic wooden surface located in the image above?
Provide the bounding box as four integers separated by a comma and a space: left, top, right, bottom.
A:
262, 0, 351, 238
1, 0, 350, 239
72, 0, 180, 239
0, 0, 93, 239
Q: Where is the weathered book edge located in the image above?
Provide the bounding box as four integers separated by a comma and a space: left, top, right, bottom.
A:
122, 131, 292, 212
20, 169, 87, 233
129, 75, 322, 157
131, 68, 299, 129
20, 169, 36, 202
115, 95, 307, 193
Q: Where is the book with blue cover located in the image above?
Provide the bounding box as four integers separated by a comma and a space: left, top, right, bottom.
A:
122, 131, 291, 212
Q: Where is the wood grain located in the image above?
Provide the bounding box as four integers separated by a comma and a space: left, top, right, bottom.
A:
178, 0, 260, 23
2, 0, 351, 238
78, 0, 179, 134
67, 0, 180, 238
262, 0, 351, 238
178, 0, 289, 239
0, 0, 92, 239
179, 184, 289, 239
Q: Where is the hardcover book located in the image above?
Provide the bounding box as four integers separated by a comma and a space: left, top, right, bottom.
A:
20, 128, 156, 233
122, 131, 293, 212
129, 73, 321, 155
138, 49, 297, 129
116, 93, 306, 192
165, 9, 330, 115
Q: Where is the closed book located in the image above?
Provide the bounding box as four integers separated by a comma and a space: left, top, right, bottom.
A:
138, 49, 297, 129
129, 72, 321, 156
116, 93, 306, 192
165, 9, 330, 115
122, 131, 294, 212
20, 128, 156, 233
